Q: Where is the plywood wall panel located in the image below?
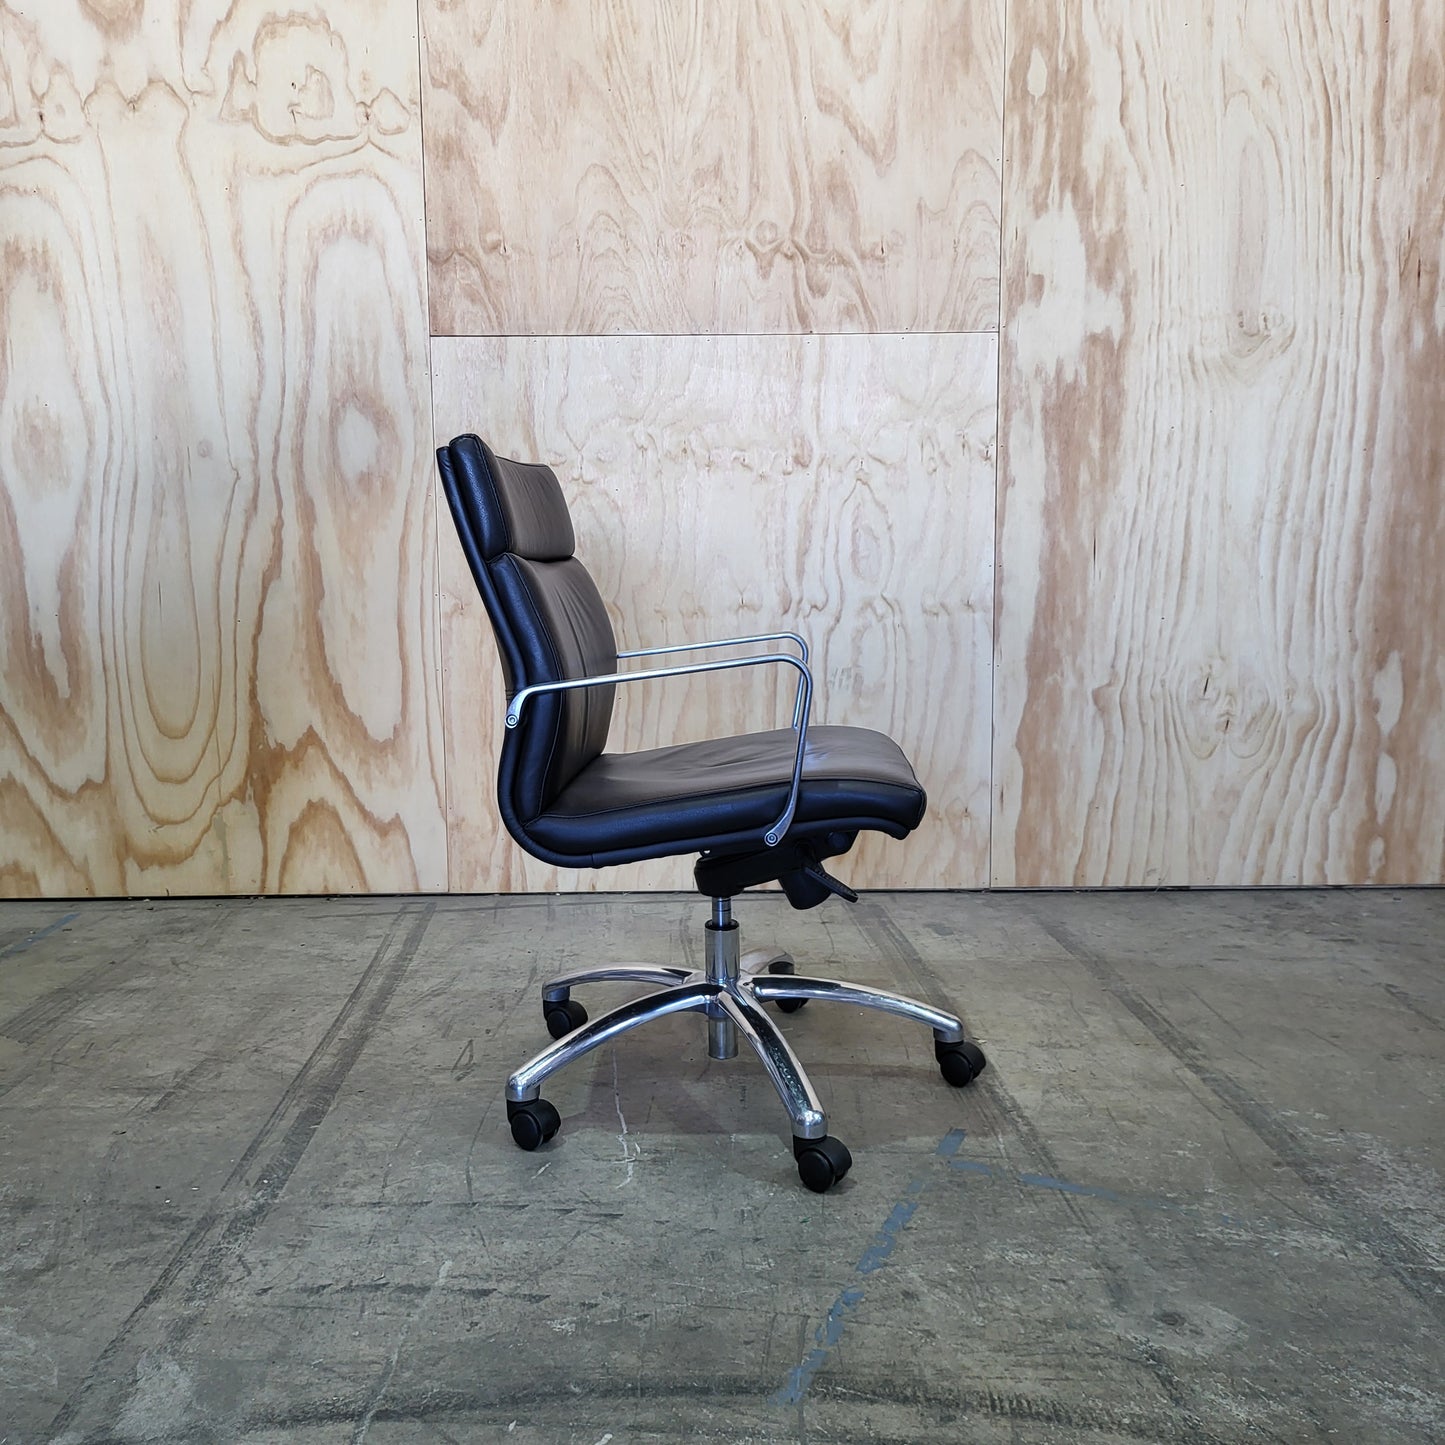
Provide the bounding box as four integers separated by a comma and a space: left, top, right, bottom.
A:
0, 2, 447, 896
994, 1, 1445, 886
432, 334, 997, 893
421, 0, 1004, 336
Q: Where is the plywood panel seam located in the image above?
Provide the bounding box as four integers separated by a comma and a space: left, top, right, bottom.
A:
989, 0, 1012, 889
427, 330, 1006, 341
412, 0, 450, 894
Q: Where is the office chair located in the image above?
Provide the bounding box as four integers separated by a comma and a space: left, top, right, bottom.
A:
435, 434, 986, 1192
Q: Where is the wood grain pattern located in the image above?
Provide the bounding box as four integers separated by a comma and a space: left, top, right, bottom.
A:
421, 0, 1003, 336
994, 1, 1445, 885
0, 1, 447, 896
432, 333, 997, 892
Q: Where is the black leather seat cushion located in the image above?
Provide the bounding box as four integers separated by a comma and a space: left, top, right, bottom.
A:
527, 724, 926, 865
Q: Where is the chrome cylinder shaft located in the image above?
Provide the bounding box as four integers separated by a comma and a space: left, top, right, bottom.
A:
705, 902, 740, 1058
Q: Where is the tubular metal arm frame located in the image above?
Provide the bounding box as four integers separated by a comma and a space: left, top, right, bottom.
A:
505, 631, 813, 847
616, 631, 809, 730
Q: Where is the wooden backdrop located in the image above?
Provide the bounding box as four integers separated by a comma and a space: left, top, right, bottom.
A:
422, 0, 1004, 892
994, 0, 1445, 885
0, 1, 446, 895
1, 0, 1441, 896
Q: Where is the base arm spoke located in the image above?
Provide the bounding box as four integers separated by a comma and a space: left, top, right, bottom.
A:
508, 983, 715, 1101
719, 992, 827, 1140
747, 974, 965, 1043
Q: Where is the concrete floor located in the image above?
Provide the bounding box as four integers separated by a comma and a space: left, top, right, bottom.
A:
0, 890, 1441, 1444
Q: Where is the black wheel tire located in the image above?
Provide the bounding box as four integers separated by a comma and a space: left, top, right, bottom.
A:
508, 1098, 561, 1151
937, 1039, 987, 1088
768, 959, 807, 1013
795, 1135, 853, 1193
544, 997, 588, 1039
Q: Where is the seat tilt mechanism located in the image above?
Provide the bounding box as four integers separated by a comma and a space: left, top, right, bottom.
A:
693, 833, 860, 909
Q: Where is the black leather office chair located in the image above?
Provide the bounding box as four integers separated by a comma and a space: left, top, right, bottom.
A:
436, 434, 986, 1192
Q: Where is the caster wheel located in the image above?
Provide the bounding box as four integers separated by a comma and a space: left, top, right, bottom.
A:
793, 1135, 853, 1193
768, 959, 807, 1013
936, 1039, 987, 1087
544, 997, 588, 1039
507, 1098, 561, 1151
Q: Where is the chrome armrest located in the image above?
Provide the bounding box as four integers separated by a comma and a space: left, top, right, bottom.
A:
617, 631, 809, 729
505, 650, 813, 847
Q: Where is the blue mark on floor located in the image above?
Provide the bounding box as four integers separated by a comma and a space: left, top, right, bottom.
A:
1019, 1170, 1135, 1202
950, 1155, 1243, 1227
0, 911, 79, 963
774, 1129, 1259, 1406
774, 1285, 866, 1405
854, 1188, 924, 1275
947, 1158, 995, 1177
773, 1127, 967, 1407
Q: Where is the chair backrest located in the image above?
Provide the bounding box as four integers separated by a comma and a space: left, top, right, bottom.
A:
435, 435, 617, 832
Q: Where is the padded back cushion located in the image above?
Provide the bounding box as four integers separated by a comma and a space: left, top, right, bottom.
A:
437, 435, 617, 820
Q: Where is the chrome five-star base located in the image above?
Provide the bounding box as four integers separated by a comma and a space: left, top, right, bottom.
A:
504, 898, 988, 1192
